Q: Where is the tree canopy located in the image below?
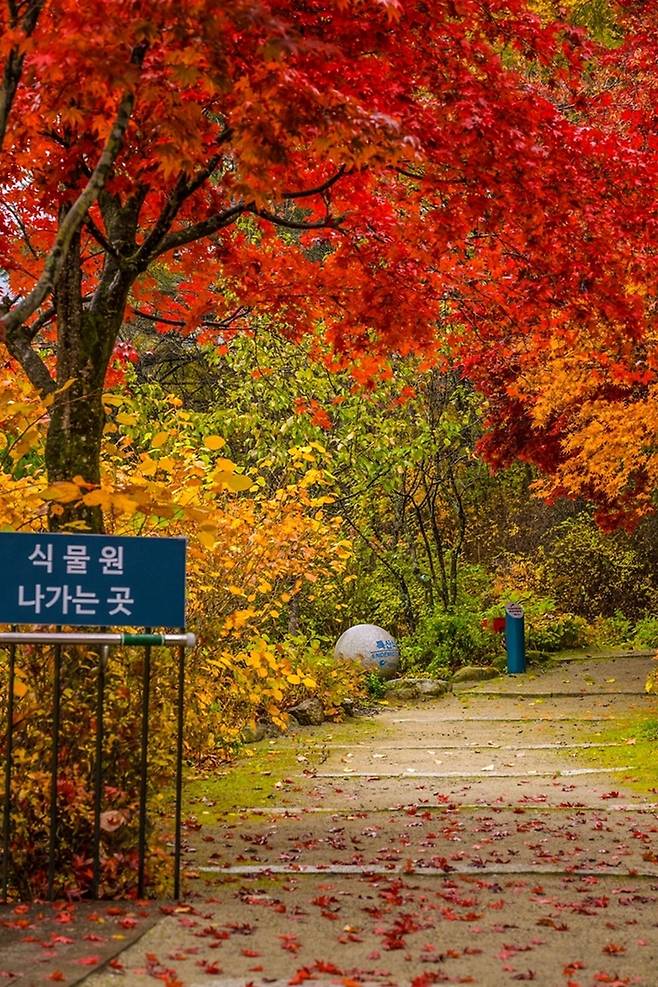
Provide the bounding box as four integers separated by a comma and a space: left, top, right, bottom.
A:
1, 0, 657, 530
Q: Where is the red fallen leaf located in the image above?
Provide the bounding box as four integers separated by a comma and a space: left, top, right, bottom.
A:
241, 949, 260, 957
602, 943, 626, 955
601, 792, 621, 800
119, 917, 138, 929
279, 933, 301, 954
593, 976, 631, 986
314, 961, 341, 974
47, 974, 65, 983
563, 962, 585, 975
288, 969, 314, 985
109, 958, 124, 971
75, 955, 101, 966
198, 961, 223, 974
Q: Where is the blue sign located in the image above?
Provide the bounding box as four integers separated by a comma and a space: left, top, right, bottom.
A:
0, 533, 186, 628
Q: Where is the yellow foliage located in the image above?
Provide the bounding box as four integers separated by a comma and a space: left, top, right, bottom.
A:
0, 370, 361, 771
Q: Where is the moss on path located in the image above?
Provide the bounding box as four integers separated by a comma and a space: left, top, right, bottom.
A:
184, 715, 390, 822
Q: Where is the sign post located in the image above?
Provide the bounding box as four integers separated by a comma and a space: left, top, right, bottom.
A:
0, 532, 193, 902
0, 532, 186, 627
505, 601, 526, 675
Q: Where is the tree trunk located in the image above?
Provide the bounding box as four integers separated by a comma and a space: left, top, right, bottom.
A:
45, 376, 106, 532
45, 233, 121, 532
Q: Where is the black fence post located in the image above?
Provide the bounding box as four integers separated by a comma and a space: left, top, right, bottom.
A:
1, 630, 17, 902
137, 632, 152, 898
91, 643, 108, 899
174, 634, 186, 899
47, 633, 63, 900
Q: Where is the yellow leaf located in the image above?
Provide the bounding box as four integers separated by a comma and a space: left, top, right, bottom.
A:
218, 471, 252, 492
82, 489, 114, 510
102, 393, 125, 408
116, 412, 138, 426
286, 673, 301, 684
151, 431, 169, 449
43, 481, 81, 503
110, 493, 140, 516
198, 530, 216, 549
203, 435, 226, 451
13, 679, 28, 698
302, 677, 317, 688
211, 458, 237, 474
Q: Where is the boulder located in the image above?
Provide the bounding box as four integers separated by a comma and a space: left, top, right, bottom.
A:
415, 678, 450, 697
334, 624, 400, 679
451, 665, 499, 683
384, 677, 449, 701
289, 697, 325, 726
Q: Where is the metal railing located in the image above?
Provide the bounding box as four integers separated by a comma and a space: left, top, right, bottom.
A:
1, 628, 196, 901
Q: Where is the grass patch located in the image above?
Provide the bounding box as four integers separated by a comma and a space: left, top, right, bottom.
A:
184, 714, 389, 822
580, 713, 658, 795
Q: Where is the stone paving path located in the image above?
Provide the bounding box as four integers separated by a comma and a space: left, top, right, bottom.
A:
84, 655, 657, 987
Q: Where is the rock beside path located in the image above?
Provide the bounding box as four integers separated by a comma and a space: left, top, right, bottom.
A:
289, 697, 325, 725
451, 664, 499, 683
385, 677, 449, 700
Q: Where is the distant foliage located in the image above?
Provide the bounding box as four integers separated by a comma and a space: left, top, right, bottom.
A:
539, 519, 658, 620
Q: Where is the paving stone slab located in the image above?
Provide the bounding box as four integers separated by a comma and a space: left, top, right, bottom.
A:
85, 873, 658, 987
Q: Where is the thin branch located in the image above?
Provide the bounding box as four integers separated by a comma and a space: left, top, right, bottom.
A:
252, 207, 343, 231
26, 305, 55, 339
283, 166, 346, 200
132, 130, 232, 266
154, 202, 247, 257
1, 44, 146, 342
2, 199, 38, 258
0, 0, 45, 151
84, 215, 119, 257
131, 305, 251, 330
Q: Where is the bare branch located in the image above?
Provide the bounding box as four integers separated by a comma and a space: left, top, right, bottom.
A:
26, 305, 56, 339
84, 215, 119, 257
131, 305, 251, 330
4, 326, 56, 396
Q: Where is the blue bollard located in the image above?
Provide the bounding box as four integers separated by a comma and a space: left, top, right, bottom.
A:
505, 602, 526, 674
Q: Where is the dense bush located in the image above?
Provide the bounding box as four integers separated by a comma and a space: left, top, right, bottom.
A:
525, 611, 590, 652
633, 618, 658, 650
539, 518, 658, 620
401, 608, 499, 675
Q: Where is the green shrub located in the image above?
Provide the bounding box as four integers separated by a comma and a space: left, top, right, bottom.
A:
401, 608, 499, 674
589, 613, 633, 647
525, 612, 590, 652
633, 618, 658, 650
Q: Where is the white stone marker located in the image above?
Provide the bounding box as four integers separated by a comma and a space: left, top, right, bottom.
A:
334, 623, 400, 679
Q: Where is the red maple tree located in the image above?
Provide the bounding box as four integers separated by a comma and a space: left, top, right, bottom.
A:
1, 0, 655, 529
